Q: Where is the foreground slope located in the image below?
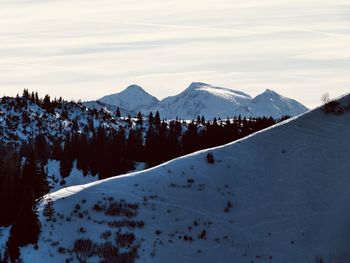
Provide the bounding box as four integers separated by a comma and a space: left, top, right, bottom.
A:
24, 95, 350, 263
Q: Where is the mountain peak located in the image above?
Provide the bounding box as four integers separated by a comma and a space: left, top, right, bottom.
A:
187, 82, 210, 90
124, 84, 145, 93
250, 89, 308, 118
99, 85, 159, 111
261, 89, 281, 96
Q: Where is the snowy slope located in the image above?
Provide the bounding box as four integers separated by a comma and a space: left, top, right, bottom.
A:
20, 95, 350, 262
99, 85, 159, 112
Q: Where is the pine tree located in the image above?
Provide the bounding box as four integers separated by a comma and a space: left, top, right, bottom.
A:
60, 136, 74, 178
51, 138, 62, 160
6, 189, 41, 262
148, 112, 154, 126
136, 112, 143, 126
35, 92, 39, 104
43, 197, 55, 221
22, 89, 29, 99
197, 115, 201, 124
116, 107, 121, 117
34, 134, 49, 165
154, 111, 161, 127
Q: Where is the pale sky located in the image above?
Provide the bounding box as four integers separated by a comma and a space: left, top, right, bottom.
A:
0, 0, 349, 108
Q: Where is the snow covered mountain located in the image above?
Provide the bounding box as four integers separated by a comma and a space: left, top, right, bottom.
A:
98, 82, 308, 120
153, 82, 253, 119
99, 85, 159, 112
153, 82, 308, 119
20, 94, 350, 262
249, 89, 308, 118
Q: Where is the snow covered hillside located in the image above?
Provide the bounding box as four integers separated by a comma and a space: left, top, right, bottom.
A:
98, 82, 308, 120
0, 96, 138, 145
99, 85, 159, 112
21, 95, 350, 262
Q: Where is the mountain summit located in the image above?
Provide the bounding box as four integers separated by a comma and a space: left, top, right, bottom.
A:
99, 84, 159, 112
249, 89, 309, 118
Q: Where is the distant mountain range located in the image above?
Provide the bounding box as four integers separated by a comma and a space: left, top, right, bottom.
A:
99, 82, 308, 119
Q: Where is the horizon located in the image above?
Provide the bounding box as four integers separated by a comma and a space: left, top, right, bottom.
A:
0, 0, 349, 108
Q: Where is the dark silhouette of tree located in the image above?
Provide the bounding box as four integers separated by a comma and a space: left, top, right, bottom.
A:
116, 107, 121, 117
6, 189, 41, 263
154, 111, 161, 127
136, 112, 143, 126
43, 197, 55, 221
148, 112, 154, 126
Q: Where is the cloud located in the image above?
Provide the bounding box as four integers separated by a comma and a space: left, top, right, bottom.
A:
0, 0, 349, 108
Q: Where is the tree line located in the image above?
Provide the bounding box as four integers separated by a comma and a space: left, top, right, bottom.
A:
54, 112, 280, 179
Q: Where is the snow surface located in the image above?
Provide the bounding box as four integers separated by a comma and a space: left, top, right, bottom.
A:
46, 160, 98, 193
19, 94, 350, 262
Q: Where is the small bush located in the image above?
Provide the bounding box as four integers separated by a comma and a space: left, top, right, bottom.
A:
73, 239, 94, 258
104, 201, 138, 218
115, 232, 135, 248
92, 203, 105, 212
198, 229, 207, 240
323, 100, 344, 115
58, 247, 67, 254
78, 227, 87, 234
101, 231, 112, 240
206, 153, 215, 164
107, 220, 144, 229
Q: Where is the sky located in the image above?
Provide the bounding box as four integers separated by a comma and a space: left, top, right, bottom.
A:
0, 0, 349, 108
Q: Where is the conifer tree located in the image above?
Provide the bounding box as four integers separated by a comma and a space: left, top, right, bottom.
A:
116, 107, 121, 117
148, 112, 154, 126
154, 111, 161, 127
6, 189, 41, 262
43, 197, 55, 221
136, 112, 143, 126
